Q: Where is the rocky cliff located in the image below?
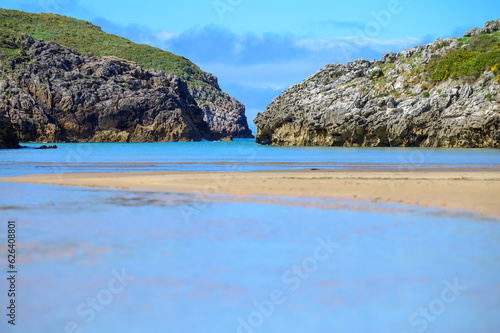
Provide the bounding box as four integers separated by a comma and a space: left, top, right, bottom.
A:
255, 20, 500, 148
0, 9, 252, 140
188, 73, 252, 138
0, 112, 19, 148
0, 33, 217, 143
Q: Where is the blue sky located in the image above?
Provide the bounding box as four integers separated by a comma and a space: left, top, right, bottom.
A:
2, 0, 498, 133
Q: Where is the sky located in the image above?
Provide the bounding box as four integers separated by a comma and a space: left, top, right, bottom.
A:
2, 0, 498, 134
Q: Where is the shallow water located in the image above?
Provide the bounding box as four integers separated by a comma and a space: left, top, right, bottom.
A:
1, 139, 500, 176
0, 141, 499, 332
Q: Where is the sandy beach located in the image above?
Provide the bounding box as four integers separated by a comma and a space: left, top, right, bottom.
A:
1, 168, 499, 219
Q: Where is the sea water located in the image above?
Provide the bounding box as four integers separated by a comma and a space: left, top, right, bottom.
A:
1, 139, 500, 176
0, 140, 499, 333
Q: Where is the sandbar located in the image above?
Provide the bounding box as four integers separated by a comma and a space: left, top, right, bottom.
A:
1, 168, 499, 219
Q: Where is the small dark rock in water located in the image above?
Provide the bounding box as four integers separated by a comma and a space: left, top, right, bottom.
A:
220, 136, 233, 142
36, 145, 57, 149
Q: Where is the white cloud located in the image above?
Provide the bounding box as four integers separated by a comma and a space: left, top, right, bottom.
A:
293, 36, 421, 52
343, 36, 421, 51
154, 31, 181, 42
199, 61, 323, 91
293, 37, 344, 51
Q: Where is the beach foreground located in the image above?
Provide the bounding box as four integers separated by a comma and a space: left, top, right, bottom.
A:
2, 168, 499, 219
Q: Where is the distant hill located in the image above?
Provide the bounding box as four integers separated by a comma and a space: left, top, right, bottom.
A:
0, 8, 252, 138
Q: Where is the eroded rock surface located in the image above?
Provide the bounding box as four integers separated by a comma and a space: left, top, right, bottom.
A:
0, 33, 214, 143
255, 20, 500, 148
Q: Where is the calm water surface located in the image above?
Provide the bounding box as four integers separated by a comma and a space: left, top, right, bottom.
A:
0, 140, 499, 332
1, 139, 500, 176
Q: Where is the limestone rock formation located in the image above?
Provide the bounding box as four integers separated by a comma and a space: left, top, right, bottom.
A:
255, 20, 500, 148
189, 73, 252, 138
464, 18, 500, 37
0, 8, 252, 141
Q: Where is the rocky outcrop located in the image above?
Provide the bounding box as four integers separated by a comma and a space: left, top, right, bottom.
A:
0, 112, 19, 148
36, 144, 57, 149
464, 18, 500, 37
189, 73, 252, 138
0, 8, 252, 140
255, 20, 500, 148
0, 33, 217, 143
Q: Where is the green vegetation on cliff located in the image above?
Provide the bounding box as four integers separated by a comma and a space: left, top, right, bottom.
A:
363, 29, 500, 99
428, 32, 500, 82
0, 8, 206, 85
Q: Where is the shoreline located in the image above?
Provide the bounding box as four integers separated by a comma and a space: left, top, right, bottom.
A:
1, 168, 499, 219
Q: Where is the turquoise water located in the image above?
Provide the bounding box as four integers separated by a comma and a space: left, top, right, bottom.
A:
0, 140, 500, 333
1, 139, 500, 176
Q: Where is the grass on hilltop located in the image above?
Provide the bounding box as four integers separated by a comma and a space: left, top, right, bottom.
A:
428, 32, 500, 82
0, 8, 206, 86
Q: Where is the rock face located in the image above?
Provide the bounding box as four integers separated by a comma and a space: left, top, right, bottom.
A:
189, 73, 252, 138
464, 19, 500, 37
0, 33, 217, 143
0, 112, 19, 148
255, 20, 500, 148
0, 8, 252, 140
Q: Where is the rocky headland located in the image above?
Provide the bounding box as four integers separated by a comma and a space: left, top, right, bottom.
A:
0, 34, 218, 143
189, 73, 252, 138
0, 9, 252, 147
255, 20, 500, 148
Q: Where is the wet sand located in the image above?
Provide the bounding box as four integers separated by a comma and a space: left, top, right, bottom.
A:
1, 168, 499, 219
